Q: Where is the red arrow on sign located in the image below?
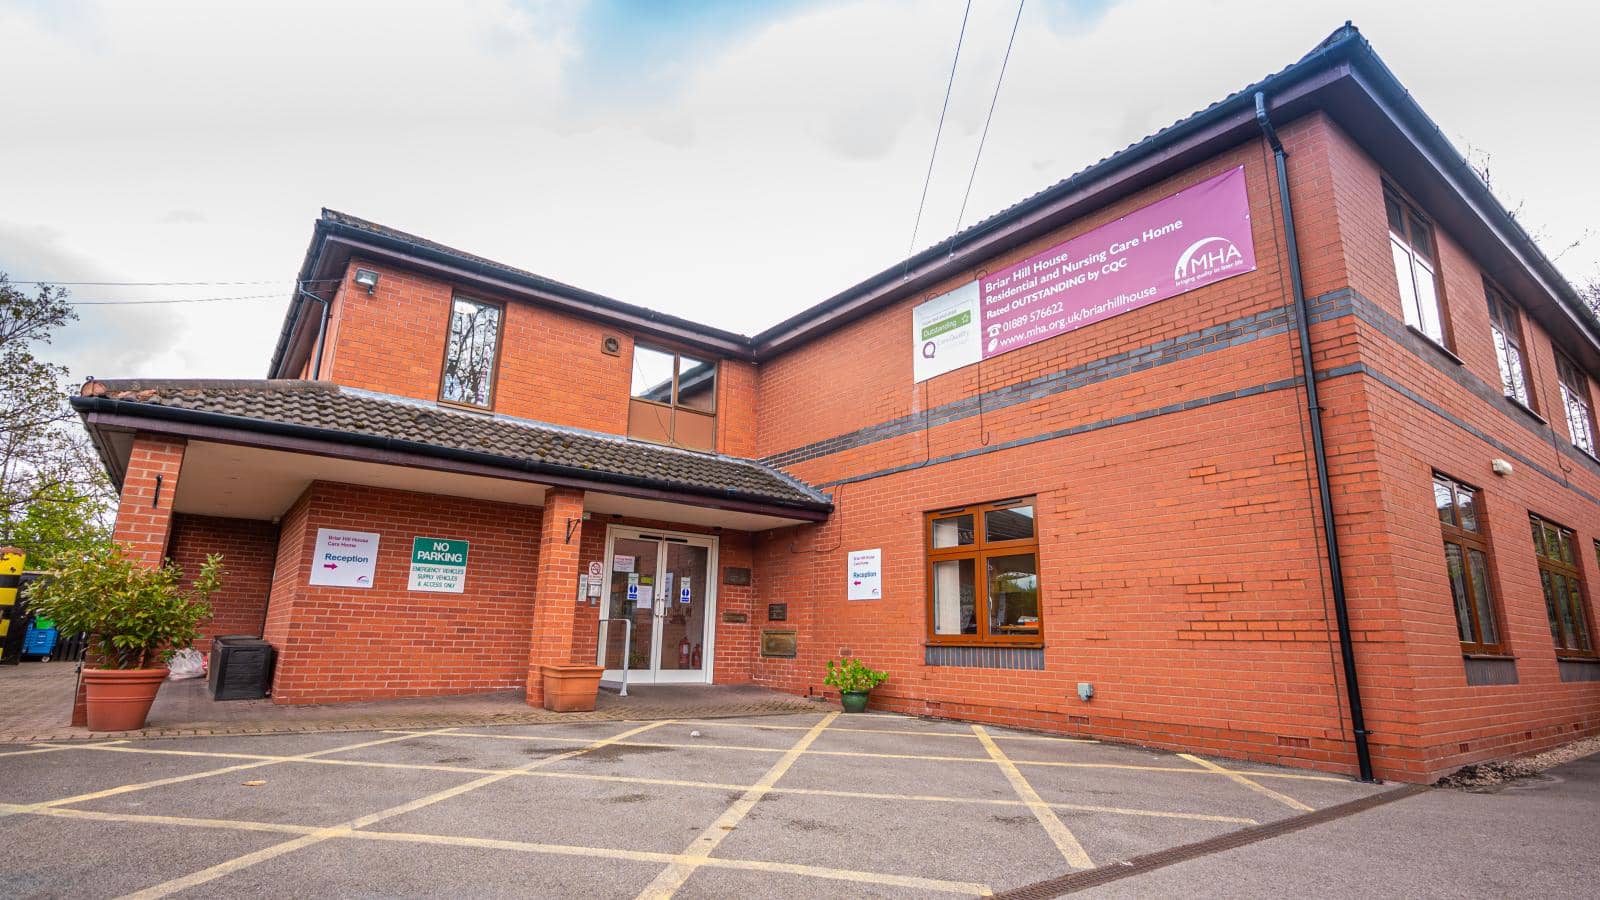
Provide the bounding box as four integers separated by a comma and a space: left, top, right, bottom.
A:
323, 563, 338, 569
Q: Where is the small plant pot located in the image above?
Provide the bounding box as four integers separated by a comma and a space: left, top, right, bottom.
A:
541, 664, 605, 712
81, 668, 168, 731
840, 690, 870, 713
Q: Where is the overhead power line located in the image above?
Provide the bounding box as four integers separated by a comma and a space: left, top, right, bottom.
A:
69, 293, 285, 306
953, 0, 1027, 240
8, 278, 338, 287
906, 0, 974, 266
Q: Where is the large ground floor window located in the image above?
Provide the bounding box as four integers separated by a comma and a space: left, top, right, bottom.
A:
926, 497, 1040, 646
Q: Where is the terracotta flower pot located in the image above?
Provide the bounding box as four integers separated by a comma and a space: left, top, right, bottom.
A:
81, 668, 168, 731
541, 664, 604, 712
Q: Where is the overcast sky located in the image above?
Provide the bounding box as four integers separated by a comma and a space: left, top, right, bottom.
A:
3, 0, 1596, 384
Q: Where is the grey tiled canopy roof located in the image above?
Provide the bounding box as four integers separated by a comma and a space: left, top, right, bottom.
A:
74, 379, 830, 513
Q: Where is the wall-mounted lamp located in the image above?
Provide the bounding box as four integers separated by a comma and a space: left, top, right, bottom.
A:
353, 268, 380, 294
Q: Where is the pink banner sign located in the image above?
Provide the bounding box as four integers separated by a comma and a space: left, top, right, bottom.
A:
977, 165, 1255, 360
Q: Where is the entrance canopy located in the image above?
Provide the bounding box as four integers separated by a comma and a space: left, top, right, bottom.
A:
73, 379, 832, 529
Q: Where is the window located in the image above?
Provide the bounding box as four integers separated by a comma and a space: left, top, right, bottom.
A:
1556, 353, 1596, 456
927, 497, 1040, 645
1433, 474, 1502, 654
1485, 283, 1532, 408
1531, 515, 1593, 656
440, 296, 503, 408
627, 344, 718, 451
1385, 189, 1447, 346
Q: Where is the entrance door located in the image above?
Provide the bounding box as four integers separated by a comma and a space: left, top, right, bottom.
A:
598, 526, 718, 685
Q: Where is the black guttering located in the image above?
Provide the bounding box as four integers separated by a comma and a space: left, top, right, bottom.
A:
1256, 92, 1374, 783
70, 394, 833, 519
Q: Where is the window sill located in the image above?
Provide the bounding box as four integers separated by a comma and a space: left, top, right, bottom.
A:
924, 641, 1044, 650
1572, 446, 1600, 466
1462, 652, 1514, 661
1505, 396, 1546, 424
1405, 325, 1463, 365
1555, 655, 1600, 664
436, 398, 495, 415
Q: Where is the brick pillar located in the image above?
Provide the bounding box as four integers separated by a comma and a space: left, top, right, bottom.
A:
111, 434, 187, 567
525, 487, 585, 706
76, 433, 186, 724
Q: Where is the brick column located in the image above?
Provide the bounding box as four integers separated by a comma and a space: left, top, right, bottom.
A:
75, 433, 186, 724
525, 487, 585, 706
111, 433, 187, 567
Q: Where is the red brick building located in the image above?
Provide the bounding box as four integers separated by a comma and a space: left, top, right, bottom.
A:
77, 26, 1600, 782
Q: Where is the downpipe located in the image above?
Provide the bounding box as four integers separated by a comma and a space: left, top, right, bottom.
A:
1255, 91, 1375, 782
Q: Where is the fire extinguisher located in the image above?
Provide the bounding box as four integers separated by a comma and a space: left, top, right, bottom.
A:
679, 636, 692, 668
691, 643, 702, 669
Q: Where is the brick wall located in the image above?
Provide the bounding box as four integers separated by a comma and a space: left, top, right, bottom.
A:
264, 482, 544, 704
166, 514, 279, 652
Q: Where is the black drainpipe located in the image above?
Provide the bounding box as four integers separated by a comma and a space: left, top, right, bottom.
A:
1255, 91, 1374, 783
295, 286, 332, 380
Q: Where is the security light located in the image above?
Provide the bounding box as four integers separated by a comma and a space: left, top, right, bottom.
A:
353, 268, 380, 294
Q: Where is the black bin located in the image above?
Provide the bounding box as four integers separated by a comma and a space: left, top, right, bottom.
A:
208, 635, 275, 700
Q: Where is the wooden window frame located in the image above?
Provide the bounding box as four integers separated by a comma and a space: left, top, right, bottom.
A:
1433, 473, 1505, 656
1384, 185, 1452, 350
1531, 514, 1595, 658
628, 343, 719, 450
1555, 352, 1597, 456
924, 496, 1041, 647
436, 293, 506, 411
1485, 281, 1535, 412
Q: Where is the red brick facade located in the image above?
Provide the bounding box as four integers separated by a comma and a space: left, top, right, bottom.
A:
166, 514, 279, 652
102, 105, 1600, 782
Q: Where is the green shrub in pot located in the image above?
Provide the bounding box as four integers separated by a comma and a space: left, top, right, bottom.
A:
824, 657, 888, 713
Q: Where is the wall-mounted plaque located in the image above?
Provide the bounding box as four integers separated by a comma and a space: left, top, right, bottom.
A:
761, 630, 797, 658
767, 603, 788, 621
721, 611, 748, 624
723, 566, 752, 586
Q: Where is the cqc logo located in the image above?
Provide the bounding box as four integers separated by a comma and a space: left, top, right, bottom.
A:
1172, 236, 1246, 287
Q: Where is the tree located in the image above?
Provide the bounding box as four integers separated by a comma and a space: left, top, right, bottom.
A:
0, 273, 114, 565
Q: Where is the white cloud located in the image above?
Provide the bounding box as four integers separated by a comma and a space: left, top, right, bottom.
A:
0, 0, 1595, 381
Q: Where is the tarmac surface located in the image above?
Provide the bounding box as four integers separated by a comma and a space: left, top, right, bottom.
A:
0, 709, 1393, 898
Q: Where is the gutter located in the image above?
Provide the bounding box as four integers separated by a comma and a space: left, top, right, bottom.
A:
1255, 91, 1375, 783
70, 395, 833, 521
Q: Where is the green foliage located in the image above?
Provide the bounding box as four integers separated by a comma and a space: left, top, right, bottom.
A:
25, 541, 224, 670
5, 481, 110, 570
823, 657, 889, 693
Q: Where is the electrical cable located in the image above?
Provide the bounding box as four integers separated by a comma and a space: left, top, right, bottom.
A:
68, 293, 285, 306
905, 0, 974, 269
7, 278, 339, 287
952, 0, 1026, 240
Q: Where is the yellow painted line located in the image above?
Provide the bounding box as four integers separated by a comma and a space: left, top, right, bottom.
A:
117, 721, 675, 900
635, 711, 841, 900
1179, 753, 1314, 812
772, 785, 1258, 825
18, 730, 458, 815
1014, 758, 1352, 782
676, 719, 1096, 744
4, 802, 318, 836
0, 742, 126, 759
973, 725, 1093, 870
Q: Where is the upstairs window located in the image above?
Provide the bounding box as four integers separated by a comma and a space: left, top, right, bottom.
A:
1433, 474, 1502, 654
628, 344, 718, 452
440, 295, 503, 409
927, 497, 1040, 645
1531, 515, 1593, 657
1385, 189, 1447, 346
1556, 353, 1596, 456
1485, 283, 1532, 409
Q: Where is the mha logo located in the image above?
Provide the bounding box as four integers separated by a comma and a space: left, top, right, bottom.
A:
1173, 236, 1246, 287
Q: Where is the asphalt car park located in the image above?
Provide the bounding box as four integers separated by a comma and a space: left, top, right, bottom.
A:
0, 711, 1389, 898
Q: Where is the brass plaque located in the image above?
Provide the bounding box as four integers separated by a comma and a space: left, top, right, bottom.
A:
761, 629, 797, 659
723, 566, 752, 586
721, 611, 748, 624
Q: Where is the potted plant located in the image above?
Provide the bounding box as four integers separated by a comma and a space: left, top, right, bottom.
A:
540, 664, 605, 712
824, 657, 889, 713
26, 541, 222, 731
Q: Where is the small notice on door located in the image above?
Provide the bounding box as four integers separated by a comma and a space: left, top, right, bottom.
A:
408, 537, 469, 593
613, 555, 636, 573
847, 548, 882, 600
309, 529, 380, 588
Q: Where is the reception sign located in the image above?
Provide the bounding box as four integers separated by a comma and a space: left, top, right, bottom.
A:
309, 529, 380, 588
913, 166, 1256, 382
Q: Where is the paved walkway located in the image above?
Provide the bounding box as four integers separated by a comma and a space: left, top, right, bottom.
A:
0, 709, 1389, 898
0, 661, 825, 743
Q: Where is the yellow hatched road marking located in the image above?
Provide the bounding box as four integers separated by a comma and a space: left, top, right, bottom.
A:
773, 785, 1258, 825
0, 742, 126, 759
3, 730, 457, 818
673, 719, 1097, 744
1179, 753, 1315, 812
634, 711, 842, 900
117, 720, 676, 900
973, 725, 1093, 871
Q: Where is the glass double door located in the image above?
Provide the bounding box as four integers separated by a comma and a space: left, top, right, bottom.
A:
598, 527, 718, 685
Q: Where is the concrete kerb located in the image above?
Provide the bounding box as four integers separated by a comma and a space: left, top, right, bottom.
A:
0, 698, 835, 745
